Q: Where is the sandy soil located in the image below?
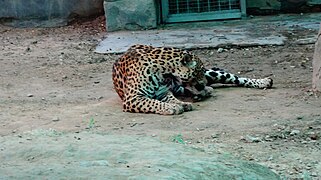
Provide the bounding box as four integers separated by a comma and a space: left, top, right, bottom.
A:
0, 16, 320, 179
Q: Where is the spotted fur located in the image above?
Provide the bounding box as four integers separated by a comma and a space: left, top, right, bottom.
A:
112, 44, 206, 115
112, 44, 273, 115
174, 67, 273, 101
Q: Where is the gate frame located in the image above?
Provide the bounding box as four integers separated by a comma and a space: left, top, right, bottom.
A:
161, 0, 246, 23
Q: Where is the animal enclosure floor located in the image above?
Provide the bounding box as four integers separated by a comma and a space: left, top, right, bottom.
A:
0, 15, 321, 179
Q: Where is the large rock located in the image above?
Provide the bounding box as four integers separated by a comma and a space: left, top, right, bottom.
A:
0, 0, 103, 27
104, 0, 157, 32
0, 130, 280, 179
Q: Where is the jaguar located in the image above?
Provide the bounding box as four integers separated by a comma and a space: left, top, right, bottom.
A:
112, 44, 272, 115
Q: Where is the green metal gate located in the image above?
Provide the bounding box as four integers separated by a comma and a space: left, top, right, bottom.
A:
161, 0, 246, 23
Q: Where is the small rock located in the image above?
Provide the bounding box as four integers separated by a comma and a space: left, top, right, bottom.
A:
308, 132, 318, 140
211, 133, 219, 139
301, 140, 308, 144
290, 130, 300, 136
217, 48, 224, 53
311, 172, 318, 177
52, 117, 60, 122
243, 135, 262, 143
264, 135, 274, 142
27, 94, 34, 97
267, 156, 273, 161
97, 96, 104, 100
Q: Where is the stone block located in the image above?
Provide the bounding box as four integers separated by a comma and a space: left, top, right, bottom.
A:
104, 0, 157, 32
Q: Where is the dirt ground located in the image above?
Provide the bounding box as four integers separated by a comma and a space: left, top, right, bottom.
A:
1, 16, 321, 179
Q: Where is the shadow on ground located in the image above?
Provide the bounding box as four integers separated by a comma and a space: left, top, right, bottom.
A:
0, 130, 280, 179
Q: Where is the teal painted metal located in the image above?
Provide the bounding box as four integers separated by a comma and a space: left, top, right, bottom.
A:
162, 0, 246, 23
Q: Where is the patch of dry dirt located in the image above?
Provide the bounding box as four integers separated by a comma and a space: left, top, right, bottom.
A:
0, 16, 320, 179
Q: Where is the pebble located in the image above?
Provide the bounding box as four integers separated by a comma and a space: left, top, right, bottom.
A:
301, 140, 308, 144
211, 133, 219, 139
97, 96, 104, 100
52, 117, 60, 122
217, 48, 224, 53
290, 130, 300, 135
308, 132, 318, 140
311, 172, 318, 177
27, 94, 34, 97
242, 135, 262, 143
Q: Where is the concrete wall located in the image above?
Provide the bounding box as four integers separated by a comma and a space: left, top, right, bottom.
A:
104, 0, 157, 32
0, 0, 103, 27
247, 0, 321, 13
1, 0, 320, 29
104, 0, 321, 32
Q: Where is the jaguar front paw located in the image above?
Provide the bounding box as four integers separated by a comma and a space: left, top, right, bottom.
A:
192, 86, 213, 102
160, 104, 184, 115
181, 102, 193, 111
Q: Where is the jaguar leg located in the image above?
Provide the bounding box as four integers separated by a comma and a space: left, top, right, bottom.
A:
159, 91, 193, 111
123, 94, 185, 115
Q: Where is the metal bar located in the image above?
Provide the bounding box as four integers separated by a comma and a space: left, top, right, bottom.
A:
165, 10, 242, 23
187, 0, 190, 13
240, 0, 246, 17
197, 0, 200, 13
176, 0, 179, 14
161, 0, 169, 22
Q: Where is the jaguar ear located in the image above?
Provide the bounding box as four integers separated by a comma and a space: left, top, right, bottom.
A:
181, 53, 192, 66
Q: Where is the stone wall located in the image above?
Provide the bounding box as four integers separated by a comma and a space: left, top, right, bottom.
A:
104, 0, 157, 32
0, 0, 103, 27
